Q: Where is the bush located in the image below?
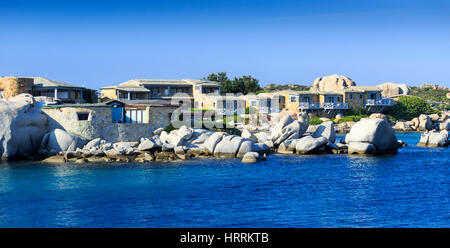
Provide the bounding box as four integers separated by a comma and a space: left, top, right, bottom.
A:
347, 108, 370, 116
385, 96, 439, 120
335, 115, 368, 124
164, 123, 175, 133
309, 116, 323, 125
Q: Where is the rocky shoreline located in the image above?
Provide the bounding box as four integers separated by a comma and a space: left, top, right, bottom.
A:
1, 94, 449, 164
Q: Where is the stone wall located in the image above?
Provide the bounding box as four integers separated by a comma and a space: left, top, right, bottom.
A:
344, 92, 365, 111
0, 77, 34, 99
43, 105, 175, 142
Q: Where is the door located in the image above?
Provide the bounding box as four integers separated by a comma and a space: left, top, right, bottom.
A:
111, 106, 123, 123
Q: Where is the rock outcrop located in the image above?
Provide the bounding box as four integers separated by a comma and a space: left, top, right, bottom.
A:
41, 129, 88, 153
0, 94, 48, 160
377, 82, 410, 98
241, 152, 261, 163
312, 121, 336, 144
417, 130, 449, 147
345, 118, 398, 155
418, 114, 433, 131
311, 74, 356, 92
295, 136, 328, 154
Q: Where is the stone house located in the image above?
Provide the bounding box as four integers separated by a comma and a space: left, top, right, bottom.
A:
31, 77, 97, 103
0, 76, 97, 103
266, 86, 391, 116
100, 79, 221, 107
0, 77, 34, 99
42, 100, 179, 142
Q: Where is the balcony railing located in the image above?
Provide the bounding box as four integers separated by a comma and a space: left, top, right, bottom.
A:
216, 108, 245, 115
299, 102, 322, 110
258, 106, 280, 114
322, 102, 349, 109
365, 98, 393, 106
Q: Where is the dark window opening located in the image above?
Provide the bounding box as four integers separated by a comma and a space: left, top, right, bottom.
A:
77, 112, 90, 121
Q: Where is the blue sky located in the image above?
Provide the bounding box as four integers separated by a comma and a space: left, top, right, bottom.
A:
1, 0, 449, 89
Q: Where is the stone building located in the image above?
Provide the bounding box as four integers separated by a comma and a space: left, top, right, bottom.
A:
0, 77, 34, 99
31, 77, 97, 103
100, 79, 221, 107
0, 76, 97, 103
42, 100, 179, 142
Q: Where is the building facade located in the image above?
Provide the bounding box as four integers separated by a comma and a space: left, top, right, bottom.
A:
42, 100, 178, 142
100, 79, 221, 106
0, 76, 97, 103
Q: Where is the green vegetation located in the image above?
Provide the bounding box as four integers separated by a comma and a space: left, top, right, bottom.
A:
203, 72, 261, 94
409, 86, 448, 102
333, 115, 368, 124
347, 108, 370, 116
164, 123, 175, 133
261, 83, 310, 92
385, 95, 439, 120
309, 116, 323, 125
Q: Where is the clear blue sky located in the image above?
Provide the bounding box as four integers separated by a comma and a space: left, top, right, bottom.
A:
1, 0, 449, 89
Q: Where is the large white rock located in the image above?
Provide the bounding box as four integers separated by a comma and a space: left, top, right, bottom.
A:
241, 128, 258, 142
312, 121, 336, 144
204, 132, 227, 154
241, 152, 261, 163
377, 82, 410, 98
295, 136, 328, 154
175, 125, 193, 140
346, 118, 398, 154
312, 74, 356, 91
237, 140, 254, 158
184, 129, 213, 146
348, 142, 377, 155
418, 114, 433, 131
153, 128, 164, 136
277, 139, 300, 154
213, 135, 244, 158
417, 130, 449, 147
138, 138, 157, 151
428, 114, 440, 122
46, 129, 87, 153
271, 115, 293, 142
274, 120, 302, 146
159, 131, 169, 144
254, 132, 270, 143
167, 132, 183, 146
0, 94, 48, 160
252, 143, 270, 154
84, 138, 101, 150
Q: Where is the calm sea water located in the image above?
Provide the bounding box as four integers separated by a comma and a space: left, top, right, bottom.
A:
0, 133, 449, 227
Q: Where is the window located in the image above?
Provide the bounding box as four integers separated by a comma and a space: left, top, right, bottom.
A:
125, 109, 147, 123
57, 90, 70, 99
359, 94, 362, 99
250, 100, 257, 106
0, 89, 3, 98
213, 102, 216, 108
77, 112, 90, 121
201, 102, 204, 108
290, 96, 297, 102
337, 96, 341, 102
350, 94, 353, 99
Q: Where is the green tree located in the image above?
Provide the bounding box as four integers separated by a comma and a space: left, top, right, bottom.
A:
385, 96, 438, 120
203, 72, 261, 94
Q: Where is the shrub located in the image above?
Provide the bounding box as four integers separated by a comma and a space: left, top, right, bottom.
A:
385, 96, 439, 120
309, 116, 323, 125
164, 123, 175, 133
336, 115, 368, 124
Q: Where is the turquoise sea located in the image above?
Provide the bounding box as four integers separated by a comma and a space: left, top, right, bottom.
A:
0, 133, 449, 227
